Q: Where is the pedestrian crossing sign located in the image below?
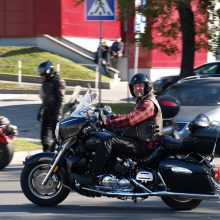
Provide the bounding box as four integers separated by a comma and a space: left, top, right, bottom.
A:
85, 0, 116, 21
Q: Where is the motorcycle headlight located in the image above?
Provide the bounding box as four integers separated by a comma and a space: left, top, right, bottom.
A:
55, 116, 87, 144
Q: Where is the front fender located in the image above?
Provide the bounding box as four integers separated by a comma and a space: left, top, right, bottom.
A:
23, 152, 55, 166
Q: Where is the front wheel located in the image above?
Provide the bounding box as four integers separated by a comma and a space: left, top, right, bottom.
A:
20, 160, 70, 206
161, 196, 202, 210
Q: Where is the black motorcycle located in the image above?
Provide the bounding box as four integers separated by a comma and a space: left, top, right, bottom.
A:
20, 89, 220, 210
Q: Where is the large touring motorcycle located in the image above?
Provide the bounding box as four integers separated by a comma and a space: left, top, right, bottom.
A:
20, 89, 220, 210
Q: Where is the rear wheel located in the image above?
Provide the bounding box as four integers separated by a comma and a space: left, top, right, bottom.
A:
20, 160, 70, 206
161, 197, 202, 210
0, 143, 14, 170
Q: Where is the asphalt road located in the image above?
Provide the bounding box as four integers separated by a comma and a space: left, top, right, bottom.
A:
0, 164, 220, 220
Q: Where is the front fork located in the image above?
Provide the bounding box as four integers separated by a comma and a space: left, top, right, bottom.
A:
41, 138, 75, 185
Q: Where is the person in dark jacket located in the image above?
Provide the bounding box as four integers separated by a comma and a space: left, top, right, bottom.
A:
37, 60, 65, 152
110, 36, 124, 67
95, 39, 111, 76
74, 73, 163, 186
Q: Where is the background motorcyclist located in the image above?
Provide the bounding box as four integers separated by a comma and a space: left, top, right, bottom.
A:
37, 60, 65, 152
75, 73, 163, 186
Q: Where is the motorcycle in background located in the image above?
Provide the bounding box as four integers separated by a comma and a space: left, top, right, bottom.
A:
62, 86, 82, 118
0, 116, 18, 169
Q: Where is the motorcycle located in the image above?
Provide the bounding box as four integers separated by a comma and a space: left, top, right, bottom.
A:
20, 89, 220, 210
0, 116, 18, 169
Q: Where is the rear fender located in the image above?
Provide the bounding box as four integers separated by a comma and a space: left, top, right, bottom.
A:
23, 152, 55, 166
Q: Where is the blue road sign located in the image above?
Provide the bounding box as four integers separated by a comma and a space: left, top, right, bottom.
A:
86, 0, 116, 21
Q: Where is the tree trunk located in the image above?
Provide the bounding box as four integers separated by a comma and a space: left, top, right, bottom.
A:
177, 2, 195, 78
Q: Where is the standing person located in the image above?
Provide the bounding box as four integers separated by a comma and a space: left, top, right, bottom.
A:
74, 73, 163, 186
110, 36, 124, 67
37, 60, 65, 152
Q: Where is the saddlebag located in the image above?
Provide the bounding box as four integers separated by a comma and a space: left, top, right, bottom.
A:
182, 124, 220, 156
159, 158, 215, 194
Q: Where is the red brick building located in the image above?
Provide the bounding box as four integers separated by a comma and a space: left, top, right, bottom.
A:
0, 0, 208, 80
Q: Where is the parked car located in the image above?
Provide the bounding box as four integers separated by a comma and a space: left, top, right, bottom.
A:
159, 77, 220, 139
153, 61, 220, 95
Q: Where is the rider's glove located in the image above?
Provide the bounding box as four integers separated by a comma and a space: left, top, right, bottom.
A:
99, 111, 108, 124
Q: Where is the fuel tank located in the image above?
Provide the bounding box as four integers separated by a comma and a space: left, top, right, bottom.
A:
84, 130, 114, 151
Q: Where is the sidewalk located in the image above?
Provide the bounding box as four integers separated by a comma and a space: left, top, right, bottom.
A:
11, 150, 42, 166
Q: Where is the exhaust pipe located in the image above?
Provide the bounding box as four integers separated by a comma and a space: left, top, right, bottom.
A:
82, 187, 220, 200
82, 178, 220, 200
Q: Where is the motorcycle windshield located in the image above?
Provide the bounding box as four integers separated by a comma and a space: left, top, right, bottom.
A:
70, 89, 97, 116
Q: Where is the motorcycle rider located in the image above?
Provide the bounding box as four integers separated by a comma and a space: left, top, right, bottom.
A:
37, 60, 65, 152
75, 73, 163, 186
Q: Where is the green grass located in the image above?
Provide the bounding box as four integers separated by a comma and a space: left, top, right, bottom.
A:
104, 103, 134, 114
14, 139, 41, 152
0, 46, 109, 82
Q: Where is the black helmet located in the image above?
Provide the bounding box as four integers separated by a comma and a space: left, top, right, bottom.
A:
129, 73, 153, 97
37, 60, 54, 77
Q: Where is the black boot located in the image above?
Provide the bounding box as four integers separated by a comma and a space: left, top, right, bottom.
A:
140, 145, 165, 167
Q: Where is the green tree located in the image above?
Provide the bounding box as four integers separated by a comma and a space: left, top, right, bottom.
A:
118, 0, 220, 78
76, 0, 220, 78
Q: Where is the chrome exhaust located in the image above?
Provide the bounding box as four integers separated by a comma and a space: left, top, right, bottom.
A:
82, 177, 220, 200
82, 187, 220, 200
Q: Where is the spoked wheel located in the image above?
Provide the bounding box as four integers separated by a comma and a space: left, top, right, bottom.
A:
161, 196, 202, 210
20, 160, 70, 206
